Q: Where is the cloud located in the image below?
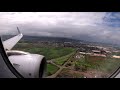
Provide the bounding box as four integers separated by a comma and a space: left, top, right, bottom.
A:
0, 12, 120, 45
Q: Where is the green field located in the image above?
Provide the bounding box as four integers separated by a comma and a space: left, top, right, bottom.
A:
13, 43, 76, 60
53, 52, 75, 66
47, 63, 59, 76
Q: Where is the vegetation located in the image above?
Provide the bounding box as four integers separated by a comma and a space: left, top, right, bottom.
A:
112, 52, 120, 56
13, 42, 120, 78
99, 57, 120, 74
57, 68, 84, 78
73, 54, 120, 77
84, 55, 120, 74
53, 52, 75, 66
13, 43, 76, 60
47, 63, 59, 76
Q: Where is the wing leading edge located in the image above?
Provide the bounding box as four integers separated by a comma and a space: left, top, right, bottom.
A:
3, 27, 23, 50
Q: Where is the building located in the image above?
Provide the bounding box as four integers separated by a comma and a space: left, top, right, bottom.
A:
92, 50, 101, 54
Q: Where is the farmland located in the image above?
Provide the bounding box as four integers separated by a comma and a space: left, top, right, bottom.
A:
12, 40, 120, 78
47, 64, 59, 76
13, 42, 76, 76
13, 42, 76, 60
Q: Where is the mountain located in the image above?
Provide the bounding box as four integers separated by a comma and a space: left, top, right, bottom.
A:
1, 35, 117, 47
1, 35, 80, 43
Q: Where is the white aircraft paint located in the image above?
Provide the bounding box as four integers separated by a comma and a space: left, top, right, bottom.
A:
3, 33, 23, 50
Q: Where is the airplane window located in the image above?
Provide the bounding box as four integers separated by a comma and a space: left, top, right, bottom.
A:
0, 12, 120, 78
0, 38, 23, 78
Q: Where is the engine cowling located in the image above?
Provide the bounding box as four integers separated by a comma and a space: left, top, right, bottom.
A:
7, 51, 47, 78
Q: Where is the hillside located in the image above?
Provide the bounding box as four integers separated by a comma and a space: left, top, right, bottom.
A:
1, 35, 115, 47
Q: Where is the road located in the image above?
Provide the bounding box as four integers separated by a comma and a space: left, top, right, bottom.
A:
46, 50, 78, 78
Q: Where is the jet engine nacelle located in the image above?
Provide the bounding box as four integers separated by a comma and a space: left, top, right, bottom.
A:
6, 51, 47, 78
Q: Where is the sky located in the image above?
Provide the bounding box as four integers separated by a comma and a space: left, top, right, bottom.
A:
0, 12, 120, 45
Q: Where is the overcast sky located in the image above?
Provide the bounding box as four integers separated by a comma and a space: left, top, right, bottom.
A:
0, 12, 120, 45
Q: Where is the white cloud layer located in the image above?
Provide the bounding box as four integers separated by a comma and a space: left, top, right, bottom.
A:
0, 12, 120, 45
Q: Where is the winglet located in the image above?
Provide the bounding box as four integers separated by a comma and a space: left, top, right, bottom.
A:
17, 27, 21, 34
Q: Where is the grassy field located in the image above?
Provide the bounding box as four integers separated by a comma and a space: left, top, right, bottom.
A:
53, 52, 75, 66
13, 42, 76, 60
47, 63, 59, 76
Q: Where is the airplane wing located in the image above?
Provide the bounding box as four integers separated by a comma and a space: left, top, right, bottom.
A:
3, 27, 23, 50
